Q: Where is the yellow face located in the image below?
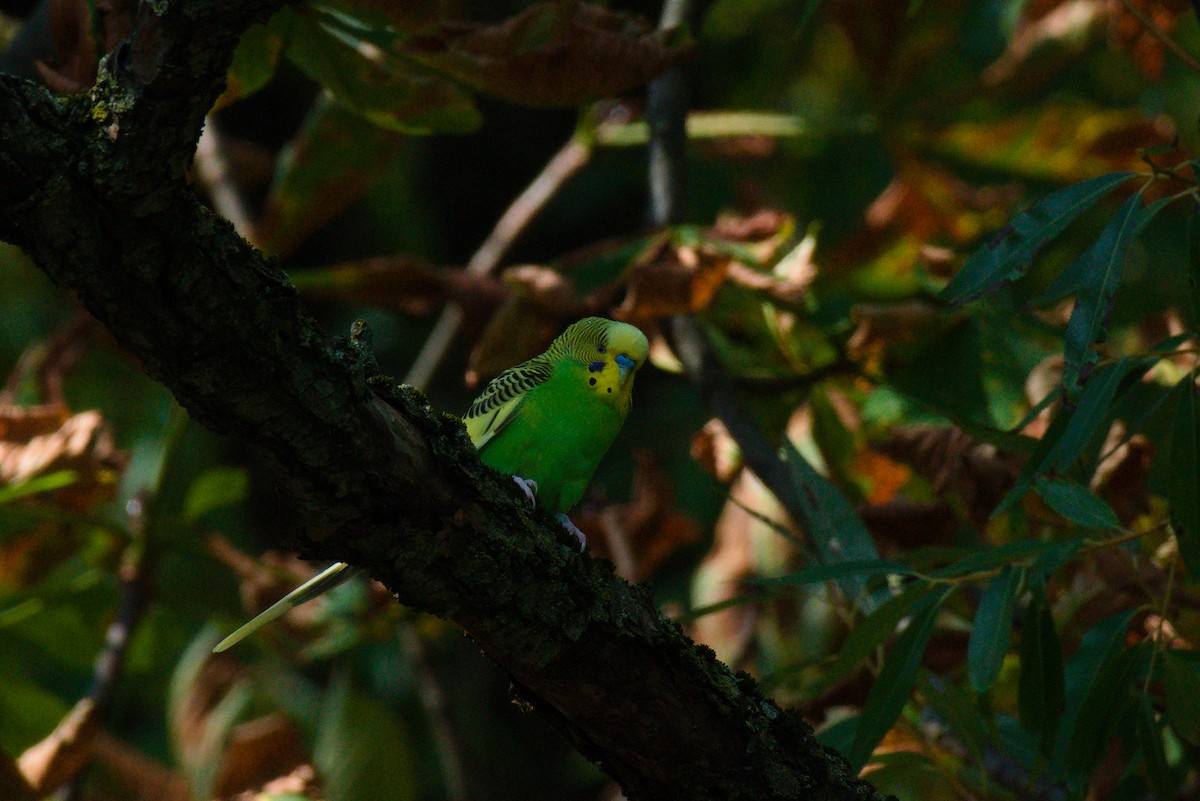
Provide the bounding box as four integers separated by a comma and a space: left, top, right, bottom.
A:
581, 322, 650, 409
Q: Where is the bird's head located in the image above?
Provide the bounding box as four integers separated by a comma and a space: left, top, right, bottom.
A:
558, 318, 649, 411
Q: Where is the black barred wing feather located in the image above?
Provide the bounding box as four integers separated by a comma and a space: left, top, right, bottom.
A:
464, 356, 553, 450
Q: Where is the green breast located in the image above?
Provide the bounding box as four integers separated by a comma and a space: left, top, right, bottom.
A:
476, 362, 626, 513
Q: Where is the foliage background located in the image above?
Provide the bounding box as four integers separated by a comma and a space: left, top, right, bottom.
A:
1, 0, 1199, 799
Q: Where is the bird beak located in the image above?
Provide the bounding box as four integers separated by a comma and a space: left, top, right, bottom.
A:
616, 353, 636, 384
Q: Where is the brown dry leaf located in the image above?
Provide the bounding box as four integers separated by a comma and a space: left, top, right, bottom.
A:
230, 764, 323, 801
690, 418, 742, 484
1111, 0, 1191, 80
0, 405, 126, 588
91, 733, 191, 801
0, 405, 126, 510
465, 267, 591, 386
983, 0, 1107, 89
576, 450, 700, 581
1093, 434, 1152, 527
399, 2, 693, 106
17, 698, 99, 796
846, 300, 943, 368
877, 424, 1018, 530
213, 713, 310, 799
617, 238, 732, 325
689, 469, 801, 667
851, 450, 910, 506
37, 0, 135, 93
38, 0, 96, 93
0, 752, 35, 801
299, 256, 508, 318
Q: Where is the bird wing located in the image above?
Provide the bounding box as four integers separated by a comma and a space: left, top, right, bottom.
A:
464, 356, 553, 450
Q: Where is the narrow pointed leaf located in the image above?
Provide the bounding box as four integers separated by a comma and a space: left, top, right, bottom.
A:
968, 565, 1022, 692
846, 585, 951, 769
1056, 611, 1136, 780
943, 172, 1135, 303
1136, 695, 1174, 800
1167, 373, 1200, 575
1034, 476, 1119, 529
1162, 650, 1200, 745
752, 559, 915, 587
780, 441, 882, 608
1018, 584, 1065, 749
1188, 208, 1200, 329
1062, 194, 1170, 394
815, 582, 929, 694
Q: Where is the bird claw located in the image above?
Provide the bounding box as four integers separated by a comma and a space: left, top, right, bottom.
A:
512, 475, 538, 507
556, 513, 587, 552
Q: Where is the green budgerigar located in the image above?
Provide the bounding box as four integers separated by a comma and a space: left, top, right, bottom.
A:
213, 317, 649, 652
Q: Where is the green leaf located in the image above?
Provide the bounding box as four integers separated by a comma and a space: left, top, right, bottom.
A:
968, 565, 1022, 692
1029, 537, 1085, 577
315, 673, 415, 801
1166, 374, 1200, 575
1062, 194, 1171, 395
1056, 611, 1137, 781
815, 582, 929, 694
751, 559, 915, 588
1034, 476, 1120, 529
1136, 695, 1174, 801
920, 672, 989, 761
183, 468, 248, 524
257, 99, 406, 257
223, 10, 294, 103
934, 539, 1065, 578
1161, 650, 1200, 745
845, 585, 952, 769
992, 356, 1144, 518
1188, 207, 1200, 330
0, 470, 78, 506
1050, 359, 1138, 470
286, 10, 481, 134
942, 172, 1136, 304
780, 441, 882, 608
1018, 584, 1065, 749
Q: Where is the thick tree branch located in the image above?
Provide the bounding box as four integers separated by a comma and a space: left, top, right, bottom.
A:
0, 3, 885, 799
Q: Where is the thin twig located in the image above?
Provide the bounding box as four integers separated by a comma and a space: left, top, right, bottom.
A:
600, 507, 638, 581
1116, 0, 1200, 75
646, 0, 694, 227
194, 118, 257, 238
404, 137, 592, 389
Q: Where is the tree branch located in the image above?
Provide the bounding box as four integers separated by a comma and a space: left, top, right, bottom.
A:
0, 3, 885, 799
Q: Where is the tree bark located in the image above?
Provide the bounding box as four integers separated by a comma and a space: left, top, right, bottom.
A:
0, 3, 888, 799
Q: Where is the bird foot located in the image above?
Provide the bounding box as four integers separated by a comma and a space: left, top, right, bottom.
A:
556, 513, 587, 552
512, 475, 538, 506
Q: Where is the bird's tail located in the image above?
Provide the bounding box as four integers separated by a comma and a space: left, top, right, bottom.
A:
213, 561, 362, 652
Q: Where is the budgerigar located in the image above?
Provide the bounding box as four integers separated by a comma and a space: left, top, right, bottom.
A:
213, 317, 649, 652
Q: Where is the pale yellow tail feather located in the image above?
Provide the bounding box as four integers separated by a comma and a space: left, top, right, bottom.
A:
213, 562, 361, 652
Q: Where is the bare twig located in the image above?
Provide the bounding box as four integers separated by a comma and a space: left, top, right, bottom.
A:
646, 0, 694, 227
195, 118, 257, 239
600, 506, 638, 581
404, 137, 592, 388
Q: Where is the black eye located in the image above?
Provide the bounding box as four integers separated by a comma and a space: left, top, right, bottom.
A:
607, 387, 612, 393
589, 377, 597, 386
597, 344, 606, 353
